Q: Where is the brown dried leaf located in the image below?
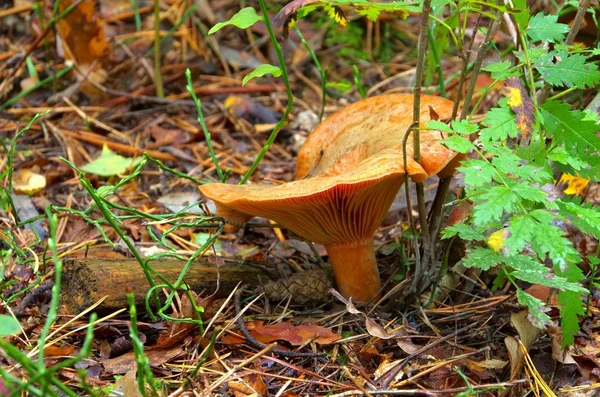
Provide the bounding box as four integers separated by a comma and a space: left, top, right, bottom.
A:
56, 0, 108, 92
548, 324, 577, 364
502, 77, 535, 141
445, 200, 474, 226
44, 344, 75, 357
102, 345, 182, 374
249, 321, 340, 346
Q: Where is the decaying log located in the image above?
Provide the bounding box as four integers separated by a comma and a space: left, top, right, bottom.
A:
60, 257, 278, 314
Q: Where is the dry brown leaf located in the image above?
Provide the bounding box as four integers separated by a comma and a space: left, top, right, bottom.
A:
44, 344, 75, 357
56, 0, 108, 92
502, 77, 535, 141
346, 297, 407, 340
504, 310, 539, 384
248, 321, 340, 346
525, 284, 559, 306
102, 345, 182, 374
113, 369, 143, 396
548, 324, 577, 364
445, 200, 474, 227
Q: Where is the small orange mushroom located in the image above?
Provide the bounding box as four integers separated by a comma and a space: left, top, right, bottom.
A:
200, 94, 458, 302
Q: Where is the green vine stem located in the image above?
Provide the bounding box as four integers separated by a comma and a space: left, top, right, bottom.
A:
239, 0, 294, 184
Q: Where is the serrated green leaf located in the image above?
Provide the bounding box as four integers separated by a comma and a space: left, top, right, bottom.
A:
208, 7, 263, 35
450, 120, 479, 135
512, 0, 530, 30
511, 184, 547, 202
242, 64, 282, 86
506, 256, 585, 293
548, 146, 590, 171
81, 145, 143, 177
442, 223, 486, 241
473, 186, 519, 225
541, 101, 600, 178
505, 214, 537, 254
428, 120, 452, 133
558, 289, 584, 347
535, 51, 600, 89
558, 197, 600, 239
526, 13, 569, 43
528, 221, 579, 268
0, 314, 21, 336
480, 105, 518, 141
482, 61, 519, 80
516, 289, 552, 329
463, 247, 503, 270
442, 135, 475, 153
459, 159, 496, 187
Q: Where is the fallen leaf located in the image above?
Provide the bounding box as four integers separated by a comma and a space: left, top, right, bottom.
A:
505, 310, 539, 381
548, 324, 577, 364
112, 369, 143, 396
12, 169, 46, 194
80, 145, 143, 176
102, 345, 182, 374
502, 77, 535, 141
44, 344, 75, 357
559, 173, 589, 196
56, 0, 108, 93
247, 321, 339, 346
524, 284, 559, 306
445, 200, 474, 226
345, 296, 407, 340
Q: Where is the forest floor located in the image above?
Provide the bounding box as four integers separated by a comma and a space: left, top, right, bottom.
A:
1, 0, 600, 396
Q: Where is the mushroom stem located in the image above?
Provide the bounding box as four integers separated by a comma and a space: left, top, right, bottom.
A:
326, 239, 381, 302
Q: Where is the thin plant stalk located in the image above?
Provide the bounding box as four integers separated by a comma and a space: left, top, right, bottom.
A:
428, 24, 446, 97
412, 0, 433, 245
186, 69, 225, 182
131, 0, 143, 31
127, 293, 158, 397
294, 26, 327, 121
240, 0, 294, 184
459, 16, 500, 120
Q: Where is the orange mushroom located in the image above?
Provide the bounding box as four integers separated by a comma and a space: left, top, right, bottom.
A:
199, 94, 458, 302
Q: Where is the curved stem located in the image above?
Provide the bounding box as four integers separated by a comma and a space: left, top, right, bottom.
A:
326, 239, 381, 302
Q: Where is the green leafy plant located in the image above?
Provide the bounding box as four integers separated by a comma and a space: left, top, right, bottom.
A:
437, 4, 600, 345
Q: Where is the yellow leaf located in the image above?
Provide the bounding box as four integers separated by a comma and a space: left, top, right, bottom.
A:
12, 169, 46, 194
559, 173, 589, 196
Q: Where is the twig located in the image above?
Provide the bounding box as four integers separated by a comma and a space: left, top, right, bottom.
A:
234, 291, 326, 358
451, 14, 481, 120
412, 0, 433, 249
459, 16, 500, 120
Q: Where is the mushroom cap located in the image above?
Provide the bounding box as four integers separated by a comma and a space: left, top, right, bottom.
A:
296, 94, 457, 179
199, 148, 427, 245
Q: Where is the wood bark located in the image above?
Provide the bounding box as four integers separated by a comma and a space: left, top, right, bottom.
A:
60, 257, 278, 314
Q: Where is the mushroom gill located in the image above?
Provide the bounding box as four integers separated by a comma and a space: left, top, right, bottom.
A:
200, 94, 458, 302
